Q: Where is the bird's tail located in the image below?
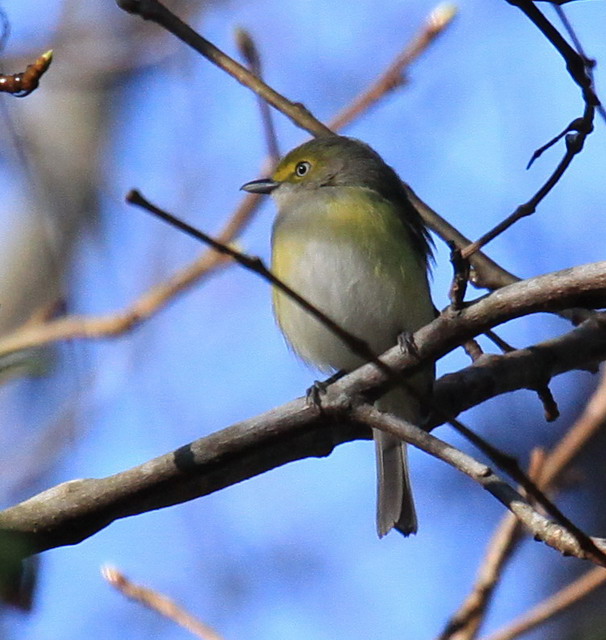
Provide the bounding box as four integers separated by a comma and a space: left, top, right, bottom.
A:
374, 375, 432, 537
374, 429, 417, 537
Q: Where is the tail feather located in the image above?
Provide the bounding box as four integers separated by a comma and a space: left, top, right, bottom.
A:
374, 381, 432, 537
374, 429, 417, 537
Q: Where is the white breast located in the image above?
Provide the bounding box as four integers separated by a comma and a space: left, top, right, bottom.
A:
271, 188, 432, 373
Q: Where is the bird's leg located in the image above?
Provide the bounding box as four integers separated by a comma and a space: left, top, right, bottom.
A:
306, 370, 346, 407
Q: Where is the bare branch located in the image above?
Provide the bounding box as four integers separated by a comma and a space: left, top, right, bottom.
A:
439, 513, 522, 640
0, 249, 232, 357
235, 27, 280, 162
328, 3, 457, 131
103, 566, 225, 640
352, 406, 606, 563
115, 0, 332, 137
438, 369, 606, 639
0, 397, 346, 553
480, 567, 606, 640
538, 366, 606, 488
460, 105, 594, 261
436, 449, 547, 640
1, 266, 605, 555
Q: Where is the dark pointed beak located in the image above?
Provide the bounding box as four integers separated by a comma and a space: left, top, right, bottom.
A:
240, 178, 279, 194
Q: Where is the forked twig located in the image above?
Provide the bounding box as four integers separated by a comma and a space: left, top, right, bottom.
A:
460, 106, 593, 261
437, 450, 546, 640
352, 405, 606, 562
448, 417, 606, 566
440, 367, 606, 638
460, 0, 600, 260
116, 0, 331, 137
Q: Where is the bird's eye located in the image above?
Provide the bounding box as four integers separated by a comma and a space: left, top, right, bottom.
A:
295, 161, 311, 177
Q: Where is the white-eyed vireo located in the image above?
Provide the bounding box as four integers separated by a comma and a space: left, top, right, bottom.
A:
242, 135, 434, 537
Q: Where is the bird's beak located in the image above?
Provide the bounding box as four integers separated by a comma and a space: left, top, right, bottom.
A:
240, 178, 279, 194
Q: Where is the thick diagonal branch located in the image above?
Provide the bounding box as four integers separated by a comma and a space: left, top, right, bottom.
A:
0, 264, 605, 555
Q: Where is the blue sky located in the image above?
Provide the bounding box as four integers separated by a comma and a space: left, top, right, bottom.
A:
1, 1, 606, 639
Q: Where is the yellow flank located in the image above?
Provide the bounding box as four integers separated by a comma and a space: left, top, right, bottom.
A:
271, 185, 434, 372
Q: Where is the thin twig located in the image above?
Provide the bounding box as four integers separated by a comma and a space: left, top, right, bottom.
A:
481, 330, 560, 420
448, 417, 606, 566
462, 339, 484, 362
505, 0, 598, 106
460, 103, 594, 261
352, 405, 606, 562
553, 5, 606, 129
438, 368, 606, 639
526, 115, 586, 169
448, 243, 470, 310
329, 3, 457, 130
115, 0, 332, 137
483, 330, 515, 354
438, 449, 547, 640
480, 566, 606, 640
538, 365, 606, 488
534, 385, 560, 422
103, 566, 225, 640
235, 27, 280, 162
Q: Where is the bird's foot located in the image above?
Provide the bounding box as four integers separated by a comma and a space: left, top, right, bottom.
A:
305, 370, 346, 407
397, 331, 419, 359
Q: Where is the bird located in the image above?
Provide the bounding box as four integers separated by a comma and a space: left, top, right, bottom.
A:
241, 134, 434, 537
